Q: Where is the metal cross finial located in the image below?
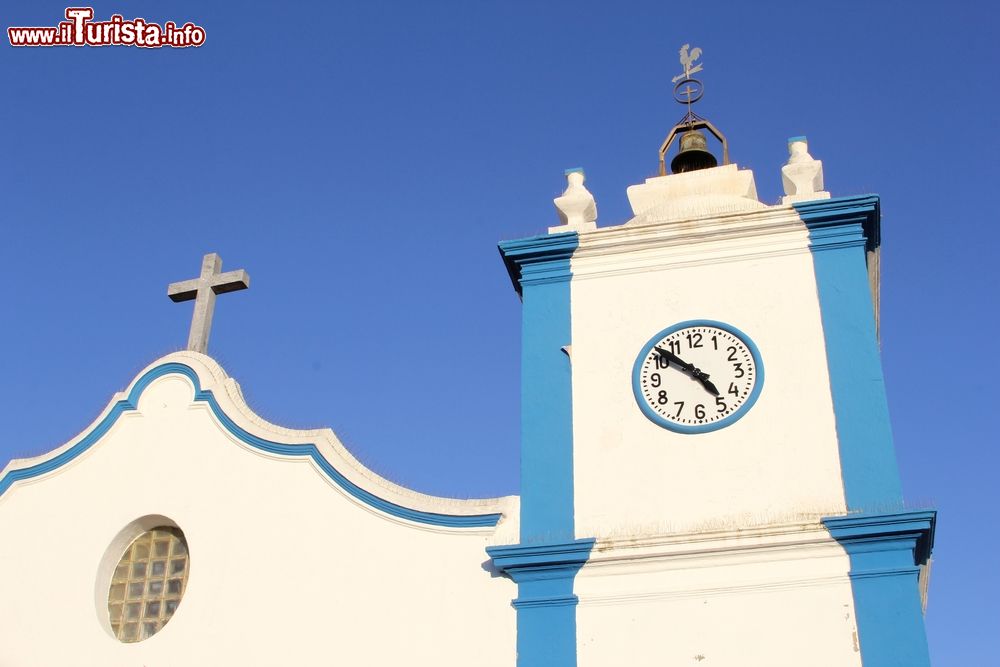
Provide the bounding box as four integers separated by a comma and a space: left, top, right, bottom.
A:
167, 253, 250, 354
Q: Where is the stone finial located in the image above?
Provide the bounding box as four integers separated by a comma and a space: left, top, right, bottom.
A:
781, 136, 830, 204
549, 168, 597, 234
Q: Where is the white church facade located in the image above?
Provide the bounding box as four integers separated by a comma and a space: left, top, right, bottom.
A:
0, 53, 934, 666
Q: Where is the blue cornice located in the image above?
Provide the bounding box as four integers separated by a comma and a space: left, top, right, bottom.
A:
823, 510, 936, 566
823, 510, 935, 666
498, 232, 578, 297
489, 537, 596, 666
794, 194, 881, 253
0, 362, 502, 529
487, 539, 596, 578
487, 538, 596, 611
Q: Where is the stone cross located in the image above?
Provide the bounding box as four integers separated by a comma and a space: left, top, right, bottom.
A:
167, 253, 250, 354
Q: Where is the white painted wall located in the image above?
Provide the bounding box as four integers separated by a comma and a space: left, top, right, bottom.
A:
569, 205, 848, 538
0, 354, 518, 667
568, 182, 860, 665
576, 524, 862, 667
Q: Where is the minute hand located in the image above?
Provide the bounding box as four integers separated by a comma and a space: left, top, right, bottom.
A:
654, 348, 720, 396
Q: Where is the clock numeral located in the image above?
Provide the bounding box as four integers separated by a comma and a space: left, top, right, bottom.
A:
657, 391, 669, 405
686, 332, 703, 349
673, 401, 685, 418
715, 396, 727, 413
650, 372, 661, 388
728, 382, 740, 397
732, 362, 745, 378
711, 335, 718, 350
695, 404, 706, 419
656, 355, 670, 369
668, 340, 681, 355
727, 346, 738, 361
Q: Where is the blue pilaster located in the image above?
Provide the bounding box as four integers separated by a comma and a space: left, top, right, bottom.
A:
796, 196, 903, 511
494, 232, 592, 667
799, 196, 934, 665
486, 539, 595, 667
823, 512, 935, 667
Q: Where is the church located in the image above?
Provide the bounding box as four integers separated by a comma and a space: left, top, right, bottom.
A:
0, 49, 934, 666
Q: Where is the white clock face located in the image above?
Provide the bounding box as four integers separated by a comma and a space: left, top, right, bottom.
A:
633, 322, 763, 433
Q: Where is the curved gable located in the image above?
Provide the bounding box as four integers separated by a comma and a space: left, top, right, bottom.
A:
0, 352, 514, 530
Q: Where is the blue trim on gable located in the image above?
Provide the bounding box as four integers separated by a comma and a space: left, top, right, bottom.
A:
795, 196, 902, 511
824, 511, 935, 667
0, 362, 502, 529
497, 232, 591, 667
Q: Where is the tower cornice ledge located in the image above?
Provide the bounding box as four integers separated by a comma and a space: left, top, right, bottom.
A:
569, 194, 880, 280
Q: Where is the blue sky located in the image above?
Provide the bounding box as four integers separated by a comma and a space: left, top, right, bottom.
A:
2, 1, 996, 662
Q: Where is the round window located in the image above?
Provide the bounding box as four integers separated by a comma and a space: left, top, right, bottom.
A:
107, 526, 190, 643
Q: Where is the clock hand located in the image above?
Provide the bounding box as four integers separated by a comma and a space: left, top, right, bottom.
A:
655, 347, 692, 371
654, 348, 720, 396
698, 376, 720, 397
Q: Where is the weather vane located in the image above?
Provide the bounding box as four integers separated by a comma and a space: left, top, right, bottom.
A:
671, 43, 703, 83
657, 42, 729, 176
670, 43, 704, 112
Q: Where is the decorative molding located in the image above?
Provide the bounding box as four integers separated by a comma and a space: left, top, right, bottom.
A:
823, 510, 937, 667
823, 511, 935, 667
794, 194, 880, 253
571, 205, 814, 282
487, 539, 596, 605
487, 540, 595, 666
488, 539, 597, 575
498, 232, 578, 297
795, 195, 882, 335
823, 510, 936, 568
583, 519, 849, 567
0, 360, 505, 530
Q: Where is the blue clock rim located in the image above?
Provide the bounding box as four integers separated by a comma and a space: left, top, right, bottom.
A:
631, 319, 765, 435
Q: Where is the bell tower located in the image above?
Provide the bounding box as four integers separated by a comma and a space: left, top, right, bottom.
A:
490, 46, 934, 667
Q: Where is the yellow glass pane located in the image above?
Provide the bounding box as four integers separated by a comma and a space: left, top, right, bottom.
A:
107, 526, 189, 643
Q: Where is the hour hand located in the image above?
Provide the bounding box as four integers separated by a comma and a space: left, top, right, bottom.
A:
697, 376, 720, 396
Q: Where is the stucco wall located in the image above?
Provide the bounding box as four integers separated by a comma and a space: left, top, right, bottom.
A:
0, 356, 517, 666
569, 209, 848, 537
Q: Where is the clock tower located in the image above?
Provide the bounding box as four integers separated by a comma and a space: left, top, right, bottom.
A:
490, 50, 934, 667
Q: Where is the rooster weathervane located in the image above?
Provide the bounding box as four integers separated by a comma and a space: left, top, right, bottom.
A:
670, 43, 705, 109
671, 43, 703, 83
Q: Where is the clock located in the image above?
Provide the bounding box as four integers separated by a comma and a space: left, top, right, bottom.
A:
632, 320, 764, 434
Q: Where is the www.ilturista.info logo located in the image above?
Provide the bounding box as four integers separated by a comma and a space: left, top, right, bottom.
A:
8, 7, 205, 48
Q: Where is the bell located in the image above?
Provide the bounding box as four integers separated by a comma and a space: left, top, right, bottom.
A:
670, 129, 718, 174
